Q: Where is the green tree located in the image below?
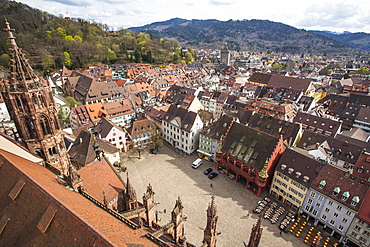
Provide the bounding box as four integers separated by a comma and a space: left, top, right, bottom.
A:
107, 48, 117, 63
41, 51, 55, 70
56, 27, 66, 38
63, 51, 72, 67
0, 54, 10, 68
65, 96, 82, 108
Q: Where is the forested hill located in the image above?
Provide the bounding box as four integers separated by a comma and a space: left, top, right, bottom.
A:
129, 18, 364, 55
310, 31, 370, 53
0, 0, 185, 72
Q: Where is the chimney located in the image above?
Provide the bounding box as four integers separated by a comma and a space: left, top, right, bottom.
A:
343, 141, 348, 147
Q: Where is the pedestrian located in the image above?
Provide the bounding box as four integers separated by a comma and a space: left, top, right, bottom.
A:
210, 183, 213, 188
164, 209, 166, 213
280, 231, 282, 235
247, 213, 250, 218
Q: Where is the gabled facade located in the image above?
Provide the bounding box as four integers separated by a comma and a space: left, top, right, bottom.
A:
127, 115, 158, 148
103, 99, 136, 127
301, 163, 369, 242
269, 148, 324, 212
95, 117, 129, 152
298, 130, 364, 171
69, 105, 94, 129
293, 111, 342, 137
162, 104, 204, 154
197, 114, 236, 161
216, 122, 286, 196
346, 189, 370, 247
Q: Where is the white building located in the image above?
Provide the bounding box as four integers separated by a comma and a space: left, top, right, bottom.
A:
162, 104, 204, 155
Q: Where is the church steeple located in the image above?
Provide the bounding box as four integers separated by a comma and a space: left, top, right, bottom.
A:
1, 20, 71, 176
245, 214, 263, 247
125, 173, 138, 210
4, 19, 42, 92
203, 196, 218, 247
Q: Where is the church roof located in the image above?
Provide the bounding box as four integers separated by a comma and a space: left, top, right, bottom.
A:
0, 149, 155, 246
78, 157, 125, 202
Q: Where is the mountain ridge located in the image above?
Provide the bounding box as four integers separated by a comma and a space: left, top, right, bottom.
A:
130, 18, 369, 54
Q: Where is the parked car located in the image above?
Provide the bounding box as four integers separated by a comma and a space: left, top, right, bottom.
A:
192, 158, 202, 169
204, 168, 213, 175
208, 172, 218, 179
150, 148, 156, 154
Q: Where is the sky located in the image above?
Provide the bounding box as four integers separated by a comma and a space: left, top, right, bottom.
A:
18, 0, 370, 33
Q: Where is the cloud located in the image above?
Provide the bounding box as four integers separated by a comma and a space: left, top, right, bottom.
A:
45, 0, 92, 7
295, 1, 370, 32
209, 0, 232, 6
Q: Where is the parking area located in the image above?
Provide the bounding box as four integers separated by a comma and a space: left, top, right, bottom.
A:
119, 144, 303, 246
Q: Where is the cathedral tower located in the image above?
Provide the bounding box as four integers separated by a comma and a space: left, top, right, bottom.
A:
1, 21, 71, 175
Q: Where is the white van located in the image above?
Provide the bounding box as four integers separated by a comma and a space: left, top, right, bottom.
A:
192, 158, 202, 169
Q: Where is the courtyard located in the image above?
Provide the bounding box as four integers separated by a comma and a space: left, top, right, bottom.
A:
119, 144, 305, 246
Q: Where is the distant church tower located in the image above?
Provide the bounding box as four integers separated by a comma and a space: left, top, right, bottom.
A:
1, 21, 71, 175
220, 44, 230, 66
202, 196, 218, 247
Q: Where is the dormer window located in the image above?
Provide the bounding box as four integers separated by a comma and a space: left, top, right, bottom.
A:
281, 164, 287, 170
351, 196, 360, 206
303, 176, 309, 182
319, 180, 326, 189
333, 187, 340, 196
357, 166, 364, 173
341, 191, 350, 201
295, 172, 301, 178
288, 168, 294, 174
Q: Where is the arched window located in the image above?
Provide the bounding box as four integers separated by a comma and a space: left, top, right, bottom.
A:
40, 115, 51, 136
39, 95, 45, 106
26, 119, 36, 139
33, 94, 38, 105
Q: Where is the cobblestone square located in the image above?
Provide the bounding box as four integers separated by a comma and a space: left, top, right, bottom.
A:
120, 145, 304, 246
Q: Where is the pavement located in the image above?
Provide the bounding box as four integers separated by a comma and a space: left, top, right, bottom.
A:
119, 144, 305, 247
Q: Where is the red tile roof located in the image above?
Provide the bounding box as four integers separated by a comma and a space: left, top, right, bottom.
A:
78, 158, 125, 202
0, 149, 156, 246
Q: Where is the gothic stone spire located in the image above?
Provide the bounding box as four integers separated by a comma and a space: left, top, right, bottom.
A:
2, 20, 71, 176
246, 214, 263, 247
4, 20, 42, 92
125, 173, 138, 210
203, 195, 218, 247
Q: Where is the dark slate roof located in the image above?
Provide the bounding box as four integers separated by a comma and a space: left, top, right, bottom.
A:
68, 130, 119, 167
95, 117, 123, 139
297, 130, 364, 164
268, 74, 312, 92
222, 122, 279, 171
311, 163, 369, 212
293, 112, 341, 137
276, 148, 324, 187
356, 107, 370, 123
0, 150, 155, 247
127, 116, 157, 138
297, 96, 314, 112
249, 72, 272, 84
200, 114, 234, 140
348, 93, 370, 107
245, 112, 301, 143
163, 104, 198, 132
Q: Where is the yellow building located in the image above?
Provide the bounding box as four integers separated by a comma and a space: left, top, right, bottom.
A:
269, 149, 324, 212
